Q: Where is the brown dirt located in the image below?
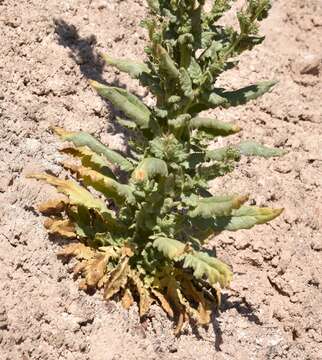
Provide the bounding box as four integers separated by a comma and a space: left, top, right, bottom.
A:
0, 0, 321, 359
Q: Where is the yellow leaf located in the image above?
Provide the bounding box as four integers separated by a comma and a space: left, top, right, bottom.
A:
44, 218, 76, 238
104, 257, 130, 300
28, 173, 109, 213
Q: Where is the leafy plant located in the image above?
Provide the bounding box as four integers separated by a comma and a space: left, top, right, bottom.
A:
29, 0, 284, 334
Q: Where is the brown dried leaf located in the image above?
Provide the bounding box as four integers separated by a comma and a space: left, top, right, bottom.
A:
129, 270, 153, 317
104, 257, 129, 300
57, 243, 95, 260
182, 279, 212, 325
151, 289, 174, 318
166, 277, 189, 335
121, 288, 134, 310
38, 198, 67, 215
44, 218, 76, 238
84, 254, 110, 287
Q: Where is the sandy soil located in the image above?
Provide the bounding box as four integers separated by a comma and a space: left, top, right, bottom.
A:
0, 0, 321, 359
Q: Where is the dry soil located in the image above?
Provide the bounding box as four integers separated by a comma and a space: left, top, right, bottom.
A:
0, 0, 321, 359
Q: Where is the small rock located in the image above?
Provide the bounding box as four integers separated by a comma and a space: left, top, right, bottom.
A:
0, 306, 8, 330
311, 238, 322, 251
295, 54, 322, 75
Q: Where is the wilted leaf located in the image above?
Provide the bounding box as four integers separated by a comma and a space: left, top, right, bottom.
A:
66, 165, 135, 205
238, 141, 286, 158
38, 198, 67, 215
28, 174, 110, 214
129, 270, 153, 317
181, 278, 212, 325
151, 289, 174, 317
53, 127, 133, 171
166, 277, 188, 335
44, 218, 76, 238
121, 288, 134, 310
104, 257, 130, 300
57, 242, 95, 260
61, 146, 116, 179
83, 252, 113, 287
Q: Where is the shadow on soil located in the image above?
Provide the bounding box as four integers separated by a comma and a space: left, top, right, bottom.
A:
53, 19, 139, 150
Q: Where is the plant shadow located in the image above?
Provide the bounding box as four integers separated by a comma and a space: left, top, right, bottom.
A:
209, 293, 262, 351
53, 18, 143, 147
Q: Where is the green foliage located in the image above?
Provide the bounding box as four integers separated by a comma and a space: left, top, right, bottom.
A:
30, 0, 284, 334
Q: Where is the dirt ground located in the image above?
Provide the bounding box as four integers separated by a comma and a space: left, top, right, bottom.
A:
0, 0, 321, 359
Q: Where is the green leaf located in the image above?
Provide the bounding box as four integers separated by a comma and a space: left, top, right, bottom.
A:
61, 146, 116, 179
151, 236, 186, 259
179, 68, 193, 99
102, 53, 150, 79
189, 195, 248, 218
190, 117, 240, 136
238, 141, 285, 158
218, 80, 277, 107
187, 57, 202, 83
53, 127, 133, 172
206, 146, 241, 162
90, 81, 159, 133
132, 157, 168, 182
156, 45, 180, 79
213, 206, 284, 231
146, 0, 160, 13
182, 252, 232, 288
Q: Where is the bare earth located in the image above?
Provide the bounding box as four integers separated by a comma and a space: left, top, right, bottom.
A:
0, 0, 321, 359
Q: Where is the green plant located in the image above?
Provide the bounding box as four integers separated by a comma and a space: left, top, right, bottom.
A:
30, 0, 284, 333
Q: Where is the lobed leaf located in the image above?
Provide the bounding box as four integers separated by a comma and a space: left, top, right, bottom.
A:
151, 236, 187, 259
182, 252, 233, 288
44, 218, 76, 238
104, 257, 130, 300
